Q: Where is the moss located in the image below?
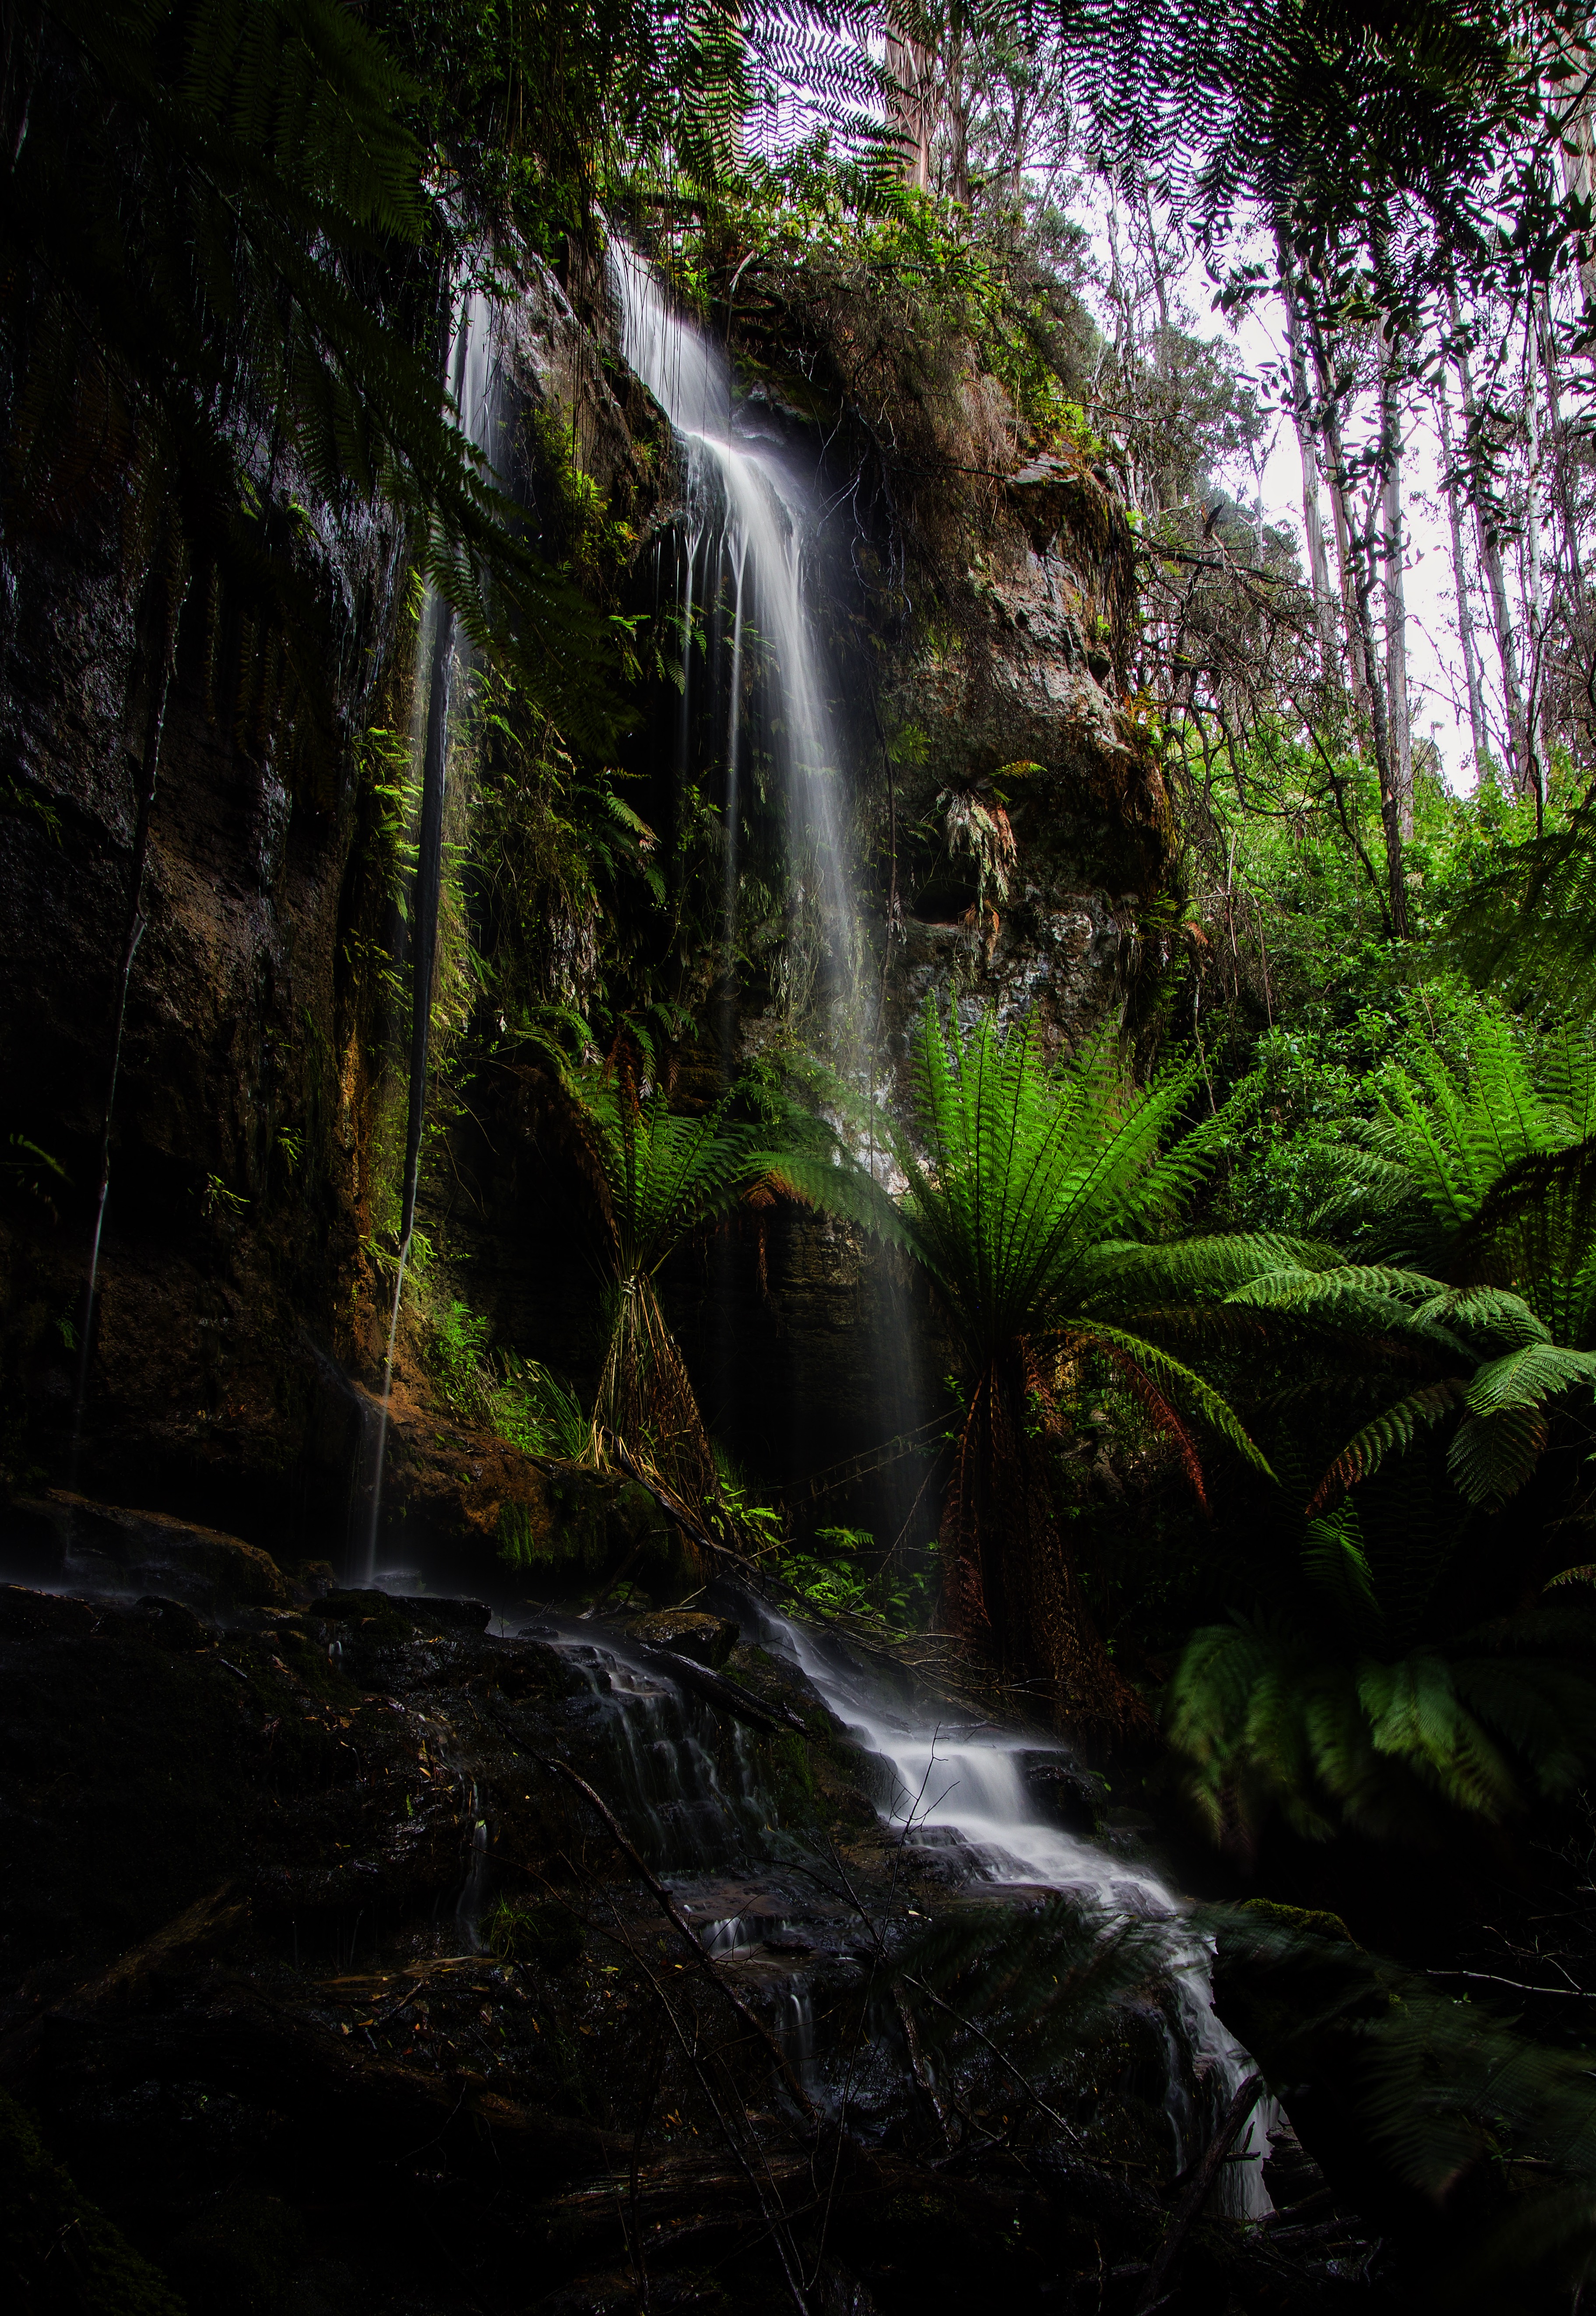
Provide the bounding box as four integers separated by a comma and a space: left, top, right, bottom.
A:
1238, 1897, 1356, 1945
0, 2087, 186, 2316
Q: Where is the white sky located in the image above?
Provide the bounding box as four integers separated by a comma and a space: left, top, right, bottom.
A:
1227, 291, 1472, 793
1064, 203, 1481, 792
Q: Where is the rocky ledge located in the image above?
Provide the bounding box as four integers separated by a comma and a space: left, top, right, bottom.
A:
1, 1513, 1379, 2316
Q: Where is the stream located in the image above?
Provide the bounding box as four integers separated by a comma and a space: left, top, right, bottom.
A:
524, 1584, 1275, 2218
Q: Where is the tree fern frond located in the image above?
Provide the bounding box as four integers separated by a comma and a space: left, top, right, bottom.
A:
1308, 1378, 1469, 1513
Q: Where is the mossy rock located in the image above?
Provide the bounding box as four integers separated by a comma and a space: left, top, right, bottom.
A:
0, 2086, 186, 2316
163, 2191, 306, 2316
1237, 1897, 1356, 1945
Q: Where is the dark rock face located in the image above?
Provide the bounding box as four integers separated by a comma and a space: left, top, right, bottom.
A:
0, 252, 1171, 1559
21, 1489, 291, 1611
624, 1608, 739, 1667
0, 421, 408, 1534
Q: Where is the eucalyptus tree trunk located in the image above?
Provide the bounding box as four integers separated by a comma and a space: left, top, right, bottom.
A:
885, 26, 936, 191
1306, 302, 1375, 721
1431, 371, 1494, 786
1536, 285, 1586, 625
1448, 280, 1533, 796
1557, 40, 1596, 337
1371, 227, 1414, 838
1379, 360, 1413, 836
1308, 310, 1408, 935
1276, 235, 1337, 668
1523, 313, 1549, 817
1354, 488, 1410, 939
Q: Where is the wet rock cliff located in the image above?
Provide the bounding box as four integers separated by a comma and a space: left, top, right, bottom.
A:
0, 240, 1176, 1568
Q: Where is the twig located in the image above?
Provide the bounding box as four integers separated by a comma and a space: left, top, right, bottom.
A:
527, 1747, 820, 2125
892, 1979, 952, 2148
1133, 2073, 1265, 2316
1429, 1968, 1596, 2001
896, 1974, 1084, 2148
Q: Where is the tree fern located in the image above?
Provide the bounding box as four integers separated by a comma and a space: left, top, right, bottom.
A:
824, 1000, 1287, 1735
570, 1075, 778, 1503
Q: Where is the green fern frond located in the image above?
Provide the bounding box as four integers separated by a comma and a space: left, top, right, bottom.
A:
1308, 1377, 1469, 1512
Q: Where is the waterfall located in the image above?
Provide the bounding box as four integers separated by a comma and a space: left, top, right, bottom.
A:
609, 242, 861, 1063
359, 284, 498, 1584
527, 1592, 1274, 2207
745, 1596, 1277, 2215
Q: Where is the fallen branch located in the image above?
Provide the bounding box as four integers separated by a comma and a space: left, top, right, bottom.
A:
1134, 2071, 1266, 2315
630, 1641, 809, 1737
0, 1881, 250, 2086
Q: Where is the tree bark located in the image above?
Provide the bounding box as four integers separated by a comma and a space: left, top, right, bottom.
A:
885, 29, 936, 192
1276, 236, 1336, 668
1431, 372, 1494, 786
1305, 302, 1374, 721
1448, 280, 1533, 797
1379, 347, 1414, 836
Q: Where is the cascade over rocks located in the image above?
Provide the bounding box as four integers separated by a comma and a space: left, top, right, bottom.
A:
0, 1530, 1373, 2315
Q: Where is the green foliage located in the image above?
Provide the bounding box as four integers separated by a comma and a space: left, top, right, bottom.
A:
572, 1074, 782, 1501
772, 1524, 935, 1630
485, 1894, 587, 1971
1211, 1906, 1596, 2291
887, 997, 1273, 1464
1224, 1006, 1596, 1516
796, 999, 1289, 1727
5, 0, 619, 740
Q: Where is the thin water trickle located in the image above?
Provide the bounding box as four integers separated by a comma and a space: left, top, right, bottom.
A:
360, 284, 498, 1580
360, 1236, 410, 1586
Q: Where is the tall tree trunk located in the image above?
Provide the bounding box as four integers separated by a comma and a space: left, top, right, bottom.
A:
1523, 312, 1549, 818
1536, 285, 1586, 623
943, 32, 969, 204
1305, 299, 1375, 722
1431, 371, 1494, 786
1379, 337, 1414, 836
885, 29, 936, 192
1352, 488, 1410, 939
1557, 41, 1596, 338
1276, 236, 1336, 667
1448, 280, 1533, 797
1304, 320, 1409, 936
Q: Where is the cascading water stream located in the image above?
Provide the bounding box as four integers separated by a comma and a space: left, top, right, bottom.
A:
743, 1595, 1276, 2214
609, 243, 861, 1063
529, 1594, 1273, 2203
359, 285, 497, 1584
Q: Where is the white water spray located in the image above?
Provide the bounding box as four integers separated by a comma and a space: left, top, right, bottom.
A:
754, 1602, 1277, 2215
609, 243, 860, 1057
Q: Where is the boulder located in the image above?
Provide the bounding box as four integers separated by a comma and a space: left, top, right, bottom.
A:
26, 1491, 289, 1611
624, 1609, 739, 1669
